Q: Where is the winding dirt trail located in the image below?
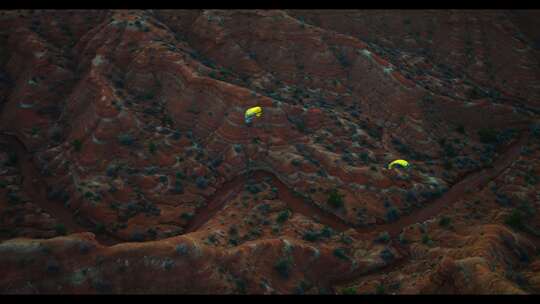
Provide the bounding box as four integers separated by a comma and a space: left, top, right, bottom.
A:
356, 130, 530, 238
188, 131, 529, 239
185, 170, 350, 233
0, 128, 530, 292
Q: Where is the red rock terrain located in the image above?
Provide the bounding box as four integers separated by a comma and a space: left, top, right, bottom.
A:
0, 9, 539, 294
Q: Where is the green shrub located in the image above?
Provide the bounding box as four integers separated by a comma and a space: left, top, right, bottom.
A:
303, 230, 320, 242
196, 176, 208, 189
375, 283, 385, 294
478, 128, 499, 144
148, 142, 157, 155
118, 134, 135, 146
375, 231, 390, 243
274, 258, 291, 278
439, 216, 451, 228
505, 209, 525, 231
94, 223, 106, 234
386, 208, 400, 222
333, 247, 348, 260
421, 234, 433, 245
327, 189, 344, 209
319, 226, 334, 238
341, 286, 357, 295
54, 223, 67, 235
276, 210, 290, 224
5, 152, 17, 166
291, 159, 301, 166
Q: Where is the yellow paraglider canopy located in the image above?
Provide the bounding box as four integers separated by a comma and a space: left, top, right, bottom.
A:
388, 159, 410, 170
245, 106, 263, 118
245, 106, 263, 124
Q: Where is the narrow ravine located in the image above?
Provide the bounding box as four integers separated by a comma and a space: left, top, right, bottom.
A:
0, 132, 120, 246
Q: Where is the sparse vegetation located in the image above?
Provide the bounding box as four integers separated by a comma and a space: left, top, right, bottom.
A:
327, 188, 344, 209
386, 207, 400, 222
5, 152, 17, 166
148, 142, 157, 155
375, 231, 390, 243
375, 283, 386, 294
274, 258, 292, 278
505, 209, 525, 231
421, 234, 433, 246
341, 286, 357, 295
276, 210, 290, 224
118, 133, 135, 146
54, 223, 67, 235
195, 176, 208, 189
439, 216, 451, 228
478, 128, 499, 144
333, 247, 348, 260
72, 139, 82, 152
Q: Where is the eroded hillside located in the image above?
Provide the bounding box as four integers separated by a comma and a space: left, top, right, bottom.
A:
0, 9, 539, 294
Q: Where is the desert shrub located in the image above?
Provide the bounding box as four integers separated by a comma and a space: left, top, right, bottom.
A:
291, 159, 301, 166
148, 142, 157, 154
359, 152, 370, 164
422, 234, 433, 245
79, 243, 91, 254
180, 212, 193, 221
444, 144, 457, 157
172, 181, 184, 194
210, 156, 223, 168
6, 191, 21, 204
5, 152, 17, 166
130, 232, 145, 242
375, 231, 390, 243
456, 125, 466, 134
375, 283, 385, 294
118, 133, 135, 146
341, 287, 357, 295
303, 230, 320, 242
235, 278, 247, 294
46, 259, 60, 273
380, 247, 395, 262
54, 223, 67, 235
274, 258, 291, 278
106, 164, 119, 177
72, 139, 82, 152
292, 117, 306, 133
386, 207, 400, 222
505, 209, 525, 231
196, 176, 208, 189
246, 184, 261, 194
478, 128, 499, 144
340, 234, 353, 245
319, 226, 334, 238
333, 248, 348, 260
276, 210, 290, 224
94, 222, 106, 234
439, 216, 451, 228
495, 193, 512, 207
176, 244, 189, 255
294, 280, 313, 295
172, 131, 181, 140
327, 189, 344, 208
